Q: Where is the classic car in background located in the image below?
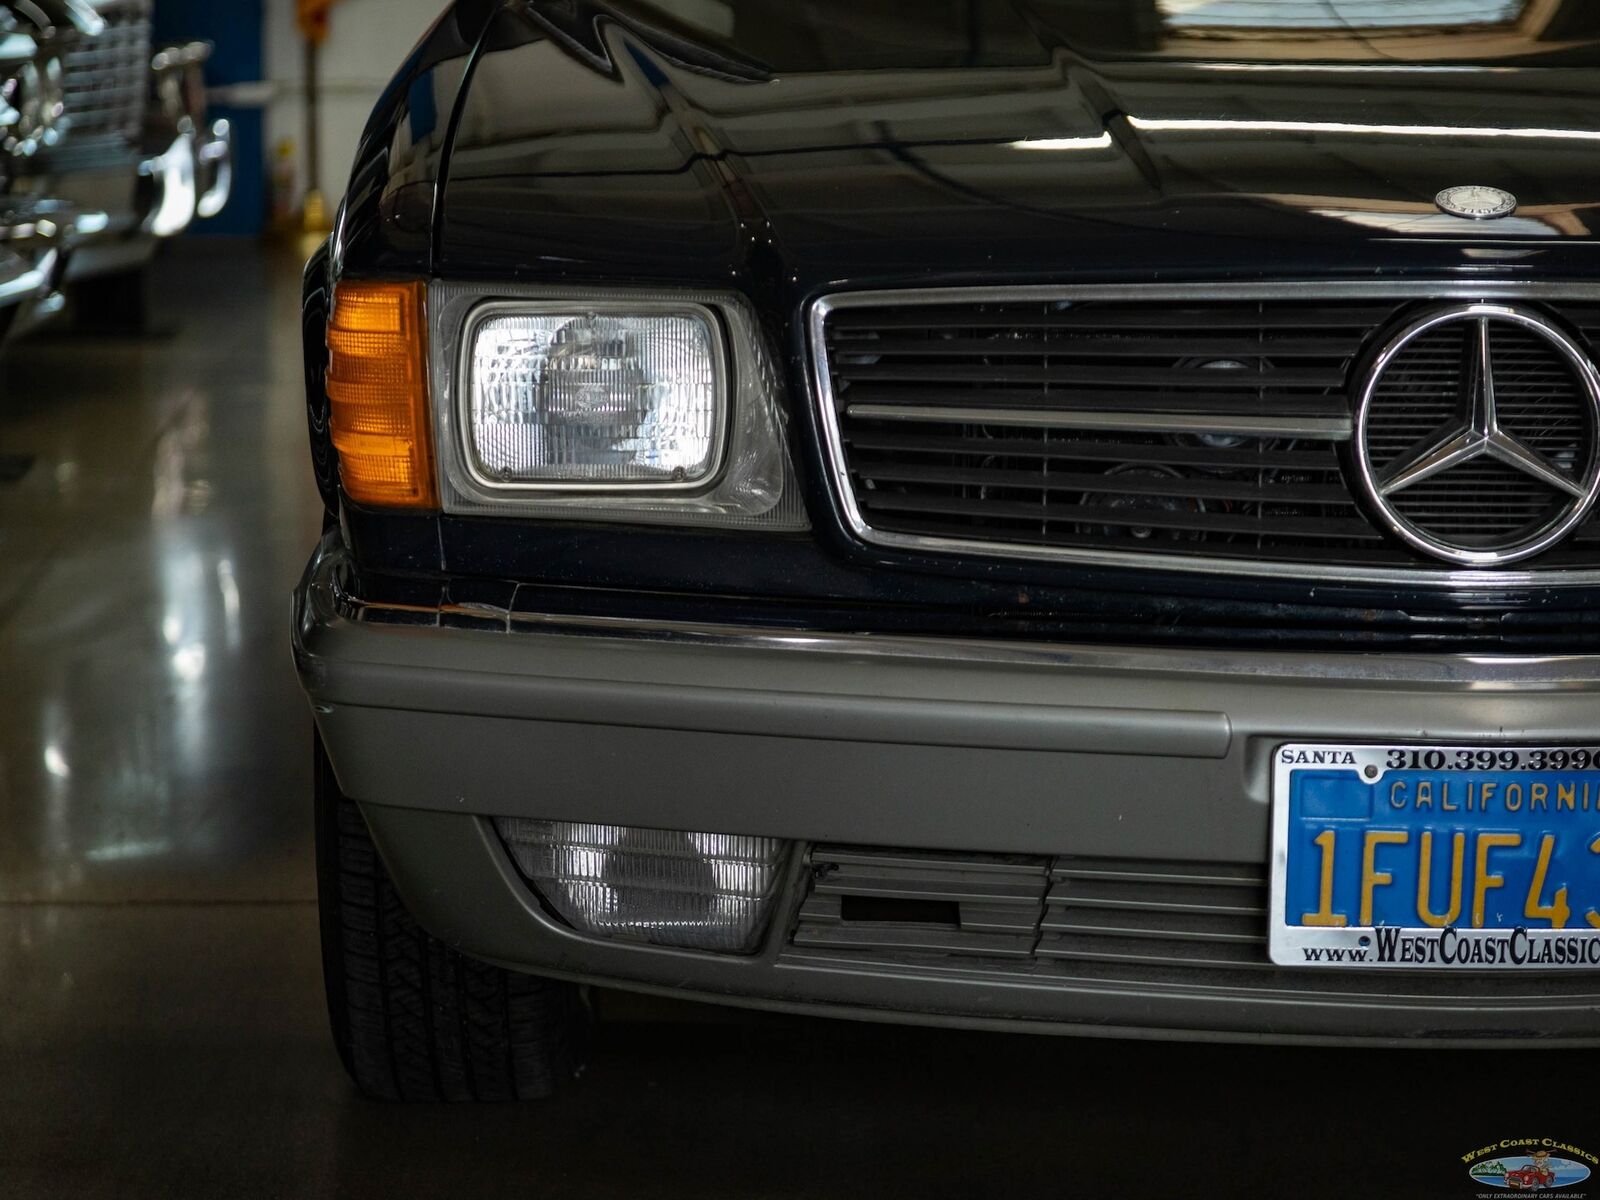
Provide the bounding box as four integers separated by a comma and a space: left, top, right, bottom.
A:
0, 0, 229, 342
49, 0, 231, 324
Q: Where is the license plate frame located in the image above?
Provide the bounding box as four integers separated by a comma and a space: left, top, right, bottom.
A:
1269, 742, 1600, 970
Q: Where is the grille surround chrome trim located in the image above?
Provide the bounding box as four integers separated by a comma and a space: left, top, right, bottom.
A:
808, 281, 1600, 589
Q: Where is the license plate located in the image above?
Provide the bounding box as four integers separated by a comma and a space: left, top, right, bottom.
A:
1270, 744, 1600, 969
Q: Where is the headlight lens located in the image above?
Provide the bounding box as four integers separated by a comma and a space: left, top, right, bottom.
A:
432, 285, 808, 530
468, 309, 723, 487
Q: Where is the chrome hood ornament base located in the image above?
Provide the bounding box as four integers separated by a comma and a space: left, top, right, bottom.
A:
1435, 186, 1517, 219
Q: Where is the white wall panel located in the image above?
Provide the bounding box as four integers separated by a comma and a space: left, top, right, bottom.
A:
265, 0, 449, 205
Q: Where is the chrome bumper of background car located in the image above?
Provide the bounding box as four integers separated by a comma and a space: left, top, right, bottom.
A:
0, 201, 87, 332
0, 244, 52, 309
293, 535, 1600, 1044
140, 133, 197, 238
196, 118, 232, 221
139, 117, 231, 239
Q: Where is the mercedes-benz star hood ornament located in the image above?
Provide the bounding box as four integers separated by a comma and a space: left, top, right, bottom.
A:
1436, 186, 1518, 220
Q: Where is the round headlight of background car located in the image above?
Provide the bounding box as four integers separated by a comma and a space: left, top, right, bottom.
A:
431, 284, 808, 530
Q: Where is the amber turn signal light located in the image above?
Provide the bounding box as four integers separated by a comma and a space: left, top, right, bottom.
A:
327, 281, 438, 509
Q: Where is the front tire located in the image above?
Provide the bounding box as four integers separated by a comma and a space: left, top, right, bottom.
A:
314, 736, 587, 1101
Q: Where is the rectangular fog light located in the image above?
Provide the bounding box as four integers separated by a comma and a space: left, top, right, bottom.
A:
494, 819, 787, 954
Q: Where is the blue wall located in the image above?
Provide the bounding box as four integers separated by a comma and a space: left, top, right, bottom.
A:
151, 1, 266, 236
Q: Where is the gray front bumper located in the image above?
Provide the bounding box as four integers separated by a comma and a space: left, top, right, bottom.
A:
293, 535, 1600, 1044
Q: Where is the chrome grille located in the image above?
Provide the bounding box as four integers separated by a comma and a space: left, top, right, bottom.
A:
814, 288, 1600, 576
61, 0, 152, 150
788, 845, 1597, 1000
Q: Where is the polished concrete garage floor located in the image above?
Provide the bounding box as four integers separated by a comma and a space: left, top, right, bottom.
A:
0, 243, 1587, 1199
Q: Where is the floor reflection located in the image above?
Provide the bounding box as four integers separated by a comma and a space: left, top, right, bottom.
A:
0, 242, 322, 905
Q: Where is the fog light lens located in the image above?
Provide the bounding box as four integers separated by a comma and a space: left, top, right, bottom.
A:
467, 308, 723, 486
494, 819, 786, 954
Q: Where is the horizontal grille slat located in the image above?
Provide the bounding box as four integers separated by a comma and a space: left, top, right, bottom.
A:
854, 462, 1354, 506
810, 869, 1046, 904
819, 290, 1600, 573
839, 336, 1360, 359
840, 386, 1350, 416
834, 362, 1349, 389
1038, 908, 1266, 943
1047, 881, 1268, 918
859, 491, 1383, 541
844, 431, 1336, 471
792, 923, 1039, 958
858, 516, 1398, 557
1033, 934, 1268, 968
826, 304, 1399, 332
1052, 861, 1266, 888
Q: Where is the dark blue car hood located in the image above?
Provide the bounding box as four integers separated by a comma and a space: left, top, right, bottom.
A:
436, 0, 1600, 293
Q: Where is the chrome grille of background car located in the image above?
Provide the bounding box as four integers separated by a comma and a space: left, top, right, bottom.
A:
815, 292, 1600, 574
61, 0, 152, 150
788, 845, 1598, 1000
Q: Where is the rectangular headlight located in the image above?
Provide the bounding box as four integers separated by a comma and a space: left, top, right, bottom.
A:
467, 305, 724, 488
494, 818, 788, 955
432, 285, 808, 530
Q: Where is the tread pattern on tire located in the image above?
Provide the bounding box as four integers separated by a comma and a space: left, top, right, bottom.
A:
318, 742, 585, 1101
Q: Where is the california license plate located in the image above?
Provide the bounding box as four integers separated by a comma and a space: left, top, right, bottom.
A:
1270, 744, 1600, 969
